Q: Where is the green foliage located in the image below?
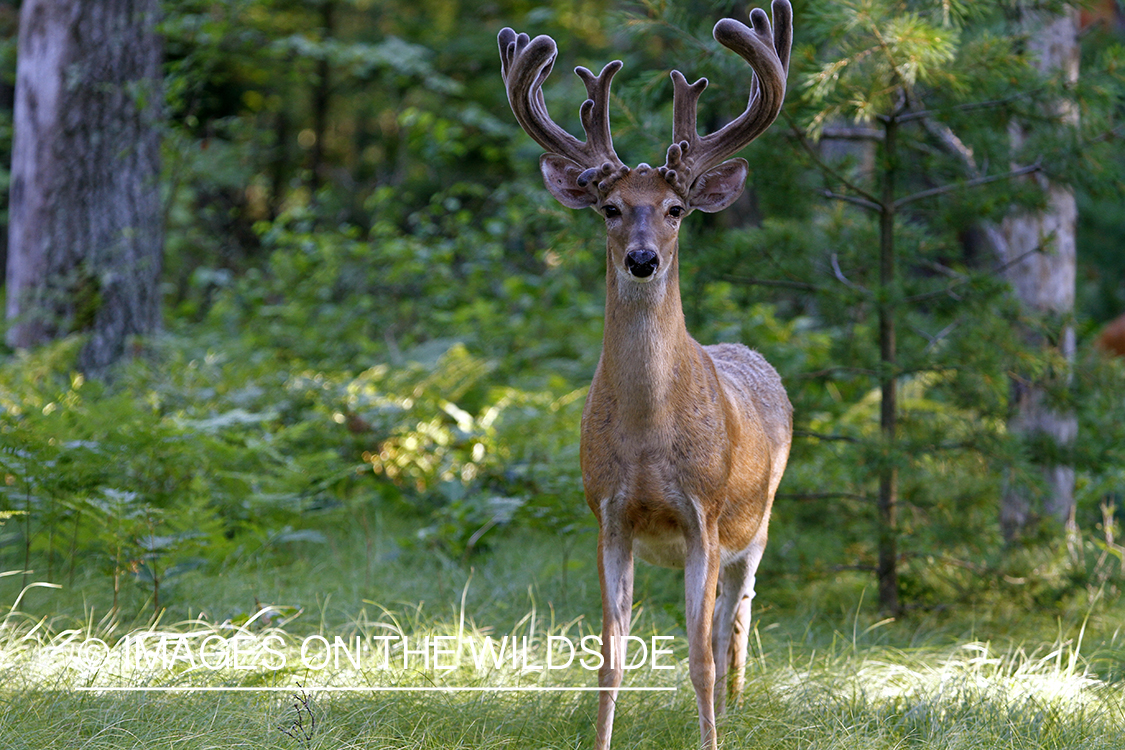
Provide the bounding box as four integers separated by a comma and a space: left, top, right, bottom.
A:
0, 0, 1123, 624
0, 268, 598, 613
624, 0, 1125, 610
803, 1, 960, 130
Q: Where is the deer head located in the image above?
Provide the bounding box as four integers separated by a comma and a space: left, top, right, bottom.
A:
498, 1, 792, 286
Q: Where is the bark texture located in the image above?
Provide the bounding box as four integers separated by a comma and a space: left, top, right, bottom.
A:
998, 6, 1079, 540
7, 0, 163, 375
0, 2, 19, 286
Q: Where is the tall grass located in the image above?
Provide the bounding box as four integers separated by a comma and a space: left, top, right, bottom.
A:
4, 558, 1125, 749
3, 623, 1123, 748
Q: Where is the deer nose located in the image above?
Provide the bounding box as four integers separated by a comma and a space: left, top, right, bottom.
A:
625, 248, 659, 278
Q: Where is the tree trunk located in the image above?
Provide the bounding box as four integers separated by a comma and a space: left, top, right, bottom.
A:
876, 114, 900, 617
308, 0, 335, 194
7, 0, 163, 376
999, 6, 1079, 540
0, 1, 20, 287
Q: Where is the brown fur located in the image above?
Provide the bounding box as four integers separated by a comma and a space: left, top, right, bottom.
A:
498, 5, 793, 745
1095, 312, 1125, 358
579, 170, 792, 750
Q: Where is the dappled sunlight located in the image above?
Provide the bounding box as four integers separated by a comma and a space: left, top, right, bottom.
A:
840, 642, 1107, 710
0, 597, 681, 696
5, 583, 1125, 748
4, 591, 1120, 726
757, 635, 1125, 747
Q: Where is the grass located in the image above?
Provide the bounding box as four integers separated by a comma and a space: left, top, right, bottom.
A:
3, 518, 1125, 749
3, 626, 1124, 748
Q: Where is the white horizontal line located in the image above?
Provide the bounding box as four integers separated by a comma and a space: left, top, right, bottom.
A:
76, 686, 676, 693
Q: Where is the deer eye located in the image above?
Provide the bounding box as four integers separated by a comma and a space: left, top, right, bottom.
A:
603, 204, 621, 218
668, 205, 685, 218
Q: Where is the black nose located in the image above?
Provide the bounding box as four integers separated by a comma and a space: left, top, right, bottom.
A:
625, 249, 659, 278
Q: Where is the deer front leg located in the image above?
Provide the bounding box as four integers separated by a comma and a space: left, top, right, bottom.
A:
595, 523, 634, 750
685, 518, 722, 750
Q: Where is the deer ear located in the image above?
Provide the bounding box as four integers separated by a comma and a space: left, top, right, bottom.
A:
540, 154, 599, 209
687, 158, 748, 213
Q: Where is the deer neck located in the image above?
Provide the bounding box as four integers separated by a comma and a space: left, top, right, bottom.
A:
598, 244, 695, 426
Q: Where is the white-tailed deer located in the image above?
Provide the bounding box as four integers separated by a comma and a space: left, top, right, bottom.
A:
1095, 312, 1125, 358
499, 3, 793, 748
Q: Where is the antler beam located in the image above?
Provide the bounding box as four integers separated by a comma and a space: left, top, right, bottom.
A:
498, 27, 627, 190
660, 0, 792, 195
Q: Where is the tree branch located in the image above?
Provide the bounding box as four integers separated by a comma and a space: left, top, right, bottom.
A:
903, 244, 1045, 304
921, 118, 980, 174
894, 162, 1041, 209
795, 366, 880, 379
783, 110, 883, 207
794, 430, 860, 443
1085, 123, 1125, 146
909, 319, 961, 352
831, 252, 872, 294
831, 563, 878, 573
777, 492, 871, 502
821, 190, 883, 213
897, 94, 1031, 124
721, 275, 821, 292
820, 126, 885, 141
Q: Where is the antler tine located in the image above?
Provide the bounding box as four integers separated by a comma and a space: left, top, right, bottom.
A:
498, 27, 626, 185
660, 0, 792, 195
574, 62, 627, 182
661, 71, 709, 194
498, 29, 584, 162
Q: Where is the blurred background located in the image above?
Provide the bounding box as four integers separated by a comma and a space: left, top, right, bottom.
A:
0, 0, 1124, 632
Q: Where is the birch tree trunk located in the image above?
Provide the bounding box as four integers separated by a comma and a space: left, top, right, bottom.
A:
6, 0, 163, 376
998, 6, 1080, 540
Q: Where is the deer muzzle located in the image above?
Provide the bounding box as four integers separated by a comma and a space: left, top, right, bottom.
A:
625, 248, 659, 279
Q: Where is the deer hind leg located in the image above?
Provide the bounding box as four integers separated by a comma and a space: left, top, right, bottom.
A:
724, 537, 766, 710
710, 555, 747, 716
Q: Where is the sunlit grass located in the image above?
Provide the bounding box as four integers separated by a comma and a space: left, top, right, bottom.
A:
4, 580, 1125, 749
5, 524, 1125, 748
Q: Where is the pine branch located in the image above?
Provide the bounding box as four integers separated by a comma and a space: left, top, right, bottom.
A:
897, 94, 1031, 124
783, 110, 883, 207
778, 492, 871, 502
795, 366, 880, 379
903, 244, 1045, 304
909, 319, 961, 351
794, 430, 860, 443
821, 190, 883, 212
1085, 123, 1125, 145
921, 118, 980, 174
893, 162, 1041, 208
721, 275, 821, 291
820, 126, 885, 141
831, 253, 872, 294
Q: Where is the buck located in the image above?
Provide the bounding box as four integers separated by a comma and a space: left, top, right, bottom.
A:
499, 3, 793, 748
